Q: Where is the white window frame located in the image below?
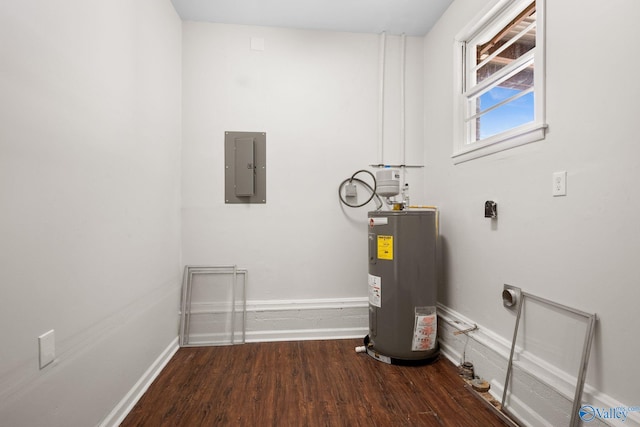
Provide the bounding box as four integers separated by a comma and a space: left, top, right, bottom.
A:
452, 0, 546, 164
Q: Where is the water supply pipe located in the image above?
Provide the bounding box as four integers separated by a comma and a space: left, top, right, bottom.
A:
377, 31, 386, 165
400, 33, 406, 168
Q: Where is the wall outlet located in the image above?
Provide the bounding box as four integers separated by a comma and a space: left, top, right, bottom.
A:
38, 329, 55, 369
552, 171, 567, 196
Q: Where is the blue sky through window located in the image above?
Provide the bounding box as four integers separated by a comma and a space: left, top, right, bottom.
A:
478, 87, 534, 140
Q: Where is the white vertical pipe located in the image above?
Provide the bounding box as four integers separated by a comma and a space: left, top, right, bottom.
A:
377, 31, 386, 165
400, 33, 406, 167
399, 33, 408, 194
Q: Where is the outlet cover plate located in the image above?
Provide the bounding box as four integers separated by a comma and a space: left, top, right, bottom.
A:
553, 171, 567, 196
38, 329, 55, 369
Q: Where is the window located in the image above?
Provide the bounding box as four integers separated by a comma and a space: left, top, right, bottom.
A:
453, 0, 546, 163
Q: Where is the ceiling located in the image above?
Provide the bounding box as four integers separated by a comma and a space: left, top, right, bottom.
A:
170, 0, 454, 36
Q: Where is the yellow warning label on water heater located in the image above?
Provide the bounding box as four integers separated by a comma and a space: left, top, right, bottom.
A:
377, 235, 393, 260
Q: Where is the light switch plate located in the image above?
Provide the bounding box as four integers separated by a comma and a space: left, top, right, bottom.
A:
38, 329, 55, 369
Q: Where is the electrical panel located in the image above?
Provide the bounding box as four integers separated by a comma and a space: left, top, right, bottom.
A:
224, 132, 266, 204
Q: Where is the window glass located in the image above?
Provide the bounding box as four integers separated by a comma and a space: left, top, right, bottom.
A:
475, 6, 536, 85
453, 0, 545, 163
475, 91, 534, 140
469, 65, 535, 141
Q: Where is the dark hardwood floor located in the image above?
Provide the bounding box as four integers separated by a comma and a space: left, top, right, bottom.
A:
121, 339, 509, 426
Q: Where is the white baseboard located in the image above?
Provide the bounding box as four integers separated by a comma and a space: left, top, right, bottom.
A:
437, 303, 638, 427
185, 297, 370, 346
246, 297, 369, 342
99, 337, 179, 427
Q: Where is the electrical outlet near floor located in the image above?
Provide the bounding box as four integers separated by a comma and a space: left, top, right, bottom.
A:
38, 329, 55, 369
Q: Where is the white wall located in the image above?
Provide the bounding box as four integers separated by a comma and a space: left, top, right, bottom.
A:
424, 0, 640, 413
181, 23, 426, 307
8, 0, 636, 422
0, 1, 182, 425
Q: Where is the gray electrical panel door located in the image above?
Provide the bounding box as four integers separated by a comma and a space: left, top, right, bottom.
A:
225, 132, 266, 204
234, 137, 255, 196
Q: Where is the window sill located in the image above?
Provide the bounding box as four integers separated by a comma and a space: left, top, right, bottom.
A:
452, 123, 547, 164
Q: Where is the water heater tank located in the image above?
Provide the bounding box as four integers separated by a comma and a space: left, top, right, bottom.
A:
366, 210, 439, 365
375, 169, 400, 197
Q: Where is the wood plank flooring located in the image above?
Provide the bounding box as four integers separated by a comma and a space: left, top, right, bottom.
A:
121, 339, 509, 426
